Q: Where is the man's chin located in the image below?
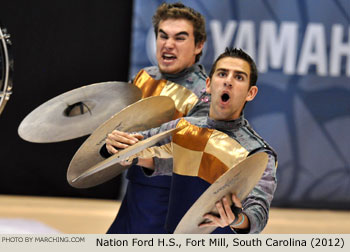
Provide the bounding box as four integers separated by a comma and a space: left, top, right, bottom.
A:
159, 65, 181, 74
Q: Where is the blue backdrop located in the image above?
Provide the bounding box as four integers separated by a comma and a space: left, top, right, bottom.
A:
130, 0, 350, 209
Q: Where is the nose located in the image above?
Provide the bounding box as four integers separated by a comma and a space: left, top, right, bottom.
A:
224, 82, 232, 88
223, 73, 234, 88
164, 38, 175, 49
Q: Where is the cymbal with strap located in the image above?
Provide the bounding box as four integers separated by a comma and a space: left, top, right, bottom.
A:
174, 152, 269, 234
67, 96, 176, 188
18, 81, 142, 143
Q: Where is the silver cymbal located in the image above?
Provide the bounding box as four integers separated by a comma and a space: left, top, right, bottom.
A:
71, 127, 179, 186
67, 96, 176, 188
18, 81, 142, 143
174, 152, 269, 234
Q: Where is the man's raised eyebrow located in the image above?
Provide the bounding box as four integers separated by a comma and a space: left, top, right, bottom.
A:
215, 68, 248, 77
235, 70, 248, 77
215, 68, 228, 73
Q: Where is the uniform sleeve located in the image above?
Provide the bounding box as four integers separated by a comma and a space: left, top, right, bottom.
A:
131, 119, 181, 176
152, 158, 173, 176
137, 118, 180, 145
240, 151, 277, 234
98, 118, 179, 159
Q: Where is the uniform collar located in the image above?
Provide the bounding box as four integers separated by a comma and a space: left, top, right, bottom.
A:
206, 115, 245, 131
160, 64, 197, 81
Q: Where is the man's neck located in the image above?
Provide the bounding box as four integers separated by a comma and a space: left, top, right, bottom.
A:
160, 64, 196, 80
206, 114, 245, 131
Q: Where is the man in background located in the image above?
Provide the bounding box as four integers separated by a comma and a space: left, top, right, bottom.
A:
103, 2, 210, 233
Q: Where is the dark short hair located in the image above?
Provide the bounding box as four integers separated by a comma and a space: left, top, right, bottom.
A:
152, 2, 207, 62
209, 47, 258, 87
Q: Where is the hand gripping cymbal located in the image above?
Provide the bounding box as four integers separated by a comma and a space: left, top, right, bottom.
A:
67, 96, 176, 188
71, 127, 179, 187
174, 152, 269, 234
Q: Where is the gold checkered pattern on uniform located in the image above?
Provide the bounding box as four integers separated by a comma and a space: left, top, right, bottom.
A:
172, 119, 249, 184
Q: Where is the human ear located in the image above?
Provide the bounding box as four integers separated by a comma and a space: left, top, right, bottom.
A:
246, 86, 258, 102
205, 77, 211, 94
194, 41, 204, 55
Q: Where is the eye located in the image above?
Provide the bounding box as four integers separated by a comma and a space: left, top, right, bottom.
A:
175, 36, 186, 41
235, 74, 244, 81
159, 34, 168, 40
218, 71, 226, 77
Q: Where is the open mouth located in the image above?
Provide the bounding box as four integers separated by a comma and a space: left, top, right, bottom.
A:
162, 53, 177, 61
221, 93, 230, 102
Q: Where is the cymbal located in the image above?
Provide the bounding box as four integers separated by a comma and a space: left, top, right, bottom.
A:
174, 152, 268, 234
71, 127, 179, 187
18, 81, 142, 143
67, 96, 176, 188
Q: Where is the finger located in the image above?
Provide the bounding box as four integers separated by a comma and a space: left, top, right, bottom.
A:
106, 138, 129, 149
107, 138, 129, 149
231, 194, 242, 208
222, 196, 235, 224
120, 159, 132, 166
106, 143, 118, 154
199, 214, 219, 227
130, 133, 144, 140
198, 221, 215, 227
111, 130, 134, 137
108, 133, 138, 145
216, 200, 228, 219
112, 130, 140, 142
214, 201, 229, 227
110, 130, 137, 142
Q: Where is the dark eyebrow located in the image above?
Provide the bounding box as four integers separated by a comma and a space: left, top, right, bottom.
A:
159, 29, 189, 37
235, 70, 248, 77
216, 68, 228, 73
216, 68, 248, 77
159, 29, 168, 36
175, 31, 189, 37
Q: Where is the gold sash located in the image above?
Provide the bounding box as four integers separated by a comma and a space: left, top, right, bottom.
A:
172, 119, 249, 184
130, 118, 249, 184
133, 70, 199, 118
